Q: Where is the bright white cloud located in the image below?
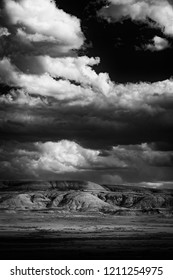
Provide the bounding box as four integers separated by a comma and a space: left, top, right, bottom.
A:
145, 36, 170, 51
1, 140, 126, 176
0, 89, 46, 106
0, 57, 115, 106
99, 0, 173, 36
2, 0, 84, 55
38, 55, 114, 95
1, 57, 173, 110
25, 140, 127, 173
0, 27, 10, 37
0, 57, 95, 103
33, 141, 100, 172
111, 79, 173, 111
0, 0, 172, 112
1, 141, 172, 178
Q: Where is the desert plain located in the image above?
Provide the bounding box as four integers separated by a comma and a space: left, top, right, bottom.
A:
0, 180, 173, 259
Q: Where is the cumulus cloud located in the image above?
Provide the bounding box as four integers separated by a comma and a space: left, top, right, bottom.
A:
39, 55, 114, 95
33, 140, 101, 173
145, 36, 170, 51
0, 57, 115, 105
34, 141, 128, 172
0, 27, 10, 37
99, 0, 173, 36
0, 0, 84, 56
0, 58, 88, 102
0, 140, 172, 180
0, 0, 172, 184
111, 79, 173, 111
0, 140, 127, 179
7, 55, 114, 96
0, 0, 173, 112
1, 56, 173, 110
0, 88, 47, 106
0, 0, 114, 107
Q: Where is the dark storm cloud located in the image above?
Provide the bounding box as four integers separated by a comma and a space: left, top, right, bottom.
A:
0, 95, 173, 149
1, 85, 173, 150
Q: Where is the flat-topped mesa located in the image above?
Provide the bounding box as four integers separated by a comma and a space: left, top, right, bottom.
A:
0, 180, 173, 215
49, 181, 106, 192
0, 180, 106, 192
1, 180, 172, 193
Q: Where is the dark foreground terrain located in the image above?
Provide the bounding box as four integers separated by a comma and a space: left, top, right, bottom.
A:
0, 181, 173, 259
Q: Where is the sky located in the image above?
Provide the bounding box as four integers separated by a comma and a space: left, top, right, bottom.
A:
0, 0, 173, 187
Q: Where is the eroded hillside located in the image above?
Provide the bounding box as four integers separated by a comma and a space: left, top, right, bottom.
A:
0, 181, 173, 215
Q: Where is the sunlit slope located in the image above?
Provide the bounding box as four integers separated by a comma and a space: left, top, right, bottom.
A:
0, 181, 172, 215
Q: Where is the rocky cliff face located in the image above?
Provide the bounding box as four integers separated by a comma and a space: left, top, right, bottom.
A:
0, 181, 173, 215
